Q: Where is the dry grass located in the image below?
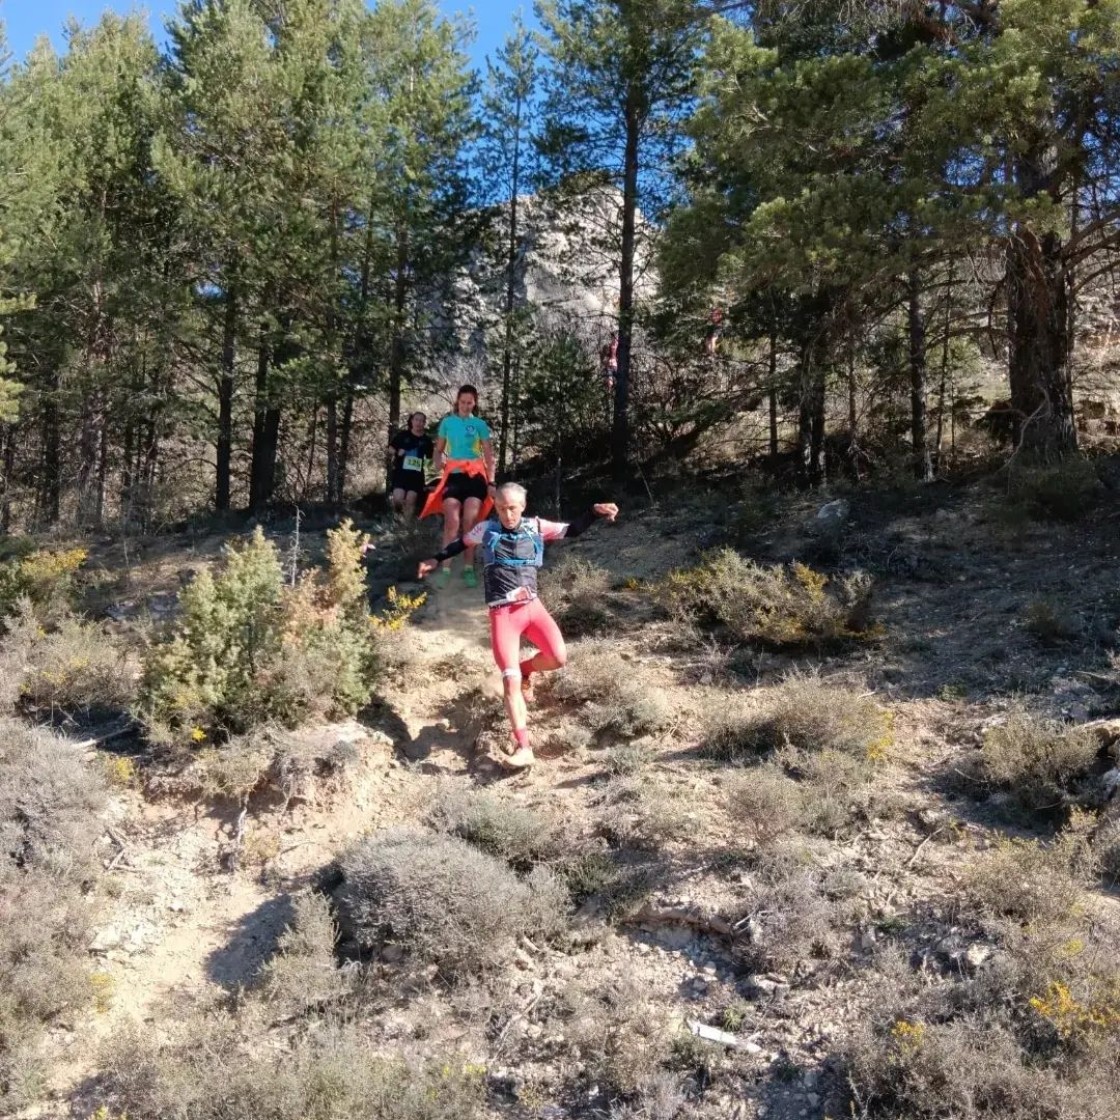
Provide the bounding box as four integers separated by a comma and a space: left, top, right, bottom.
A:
0, 603, 134, 719
1, 719, 106, 1108
336, 828, 568, 980
552, 642, 674, 740
962, 833, 1089, 929
970, 710, 1099, 820
732, 846, 838, 972
725, 763, 805, 844
558, 968, 679, 1100
426, 781, 570, 871
843, 800, 1120, 1117
1006, 457, 1104, 523
1023, 599, 1081, 645
101, 1016, 489, 1120
539, 553, 616, 638
597, 777, 696, 850
257, 892, 351, 1018
705, 675, 894, 764
184, 728, 357, 807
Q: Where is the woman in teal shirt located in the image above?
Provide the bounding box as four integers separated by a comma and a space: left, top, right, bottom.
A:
431, 384, 496, 588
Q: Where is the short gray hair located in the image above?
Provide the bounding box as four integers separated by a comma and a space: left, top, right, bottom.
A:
496, 482, 527, 504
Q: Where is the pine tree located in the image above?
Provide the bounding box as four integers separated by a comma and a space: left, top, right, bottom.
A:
537, 0, 706, 479
162, 0, 289, 511
479, 16, 541, 475
363, 0, 476, 437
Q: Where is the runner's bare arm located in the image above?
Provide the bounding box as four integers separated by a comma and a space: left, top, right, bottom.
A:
417, 522, 486, 577
432, 436, 447, 473
482, 438, 496, 483
538, 503, 620, 542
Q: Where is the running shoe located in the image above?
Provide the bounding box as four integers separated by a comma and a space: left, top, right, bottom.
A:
434, 567, 452, 589
462, 567, 478, 589
502, 746, 535, 769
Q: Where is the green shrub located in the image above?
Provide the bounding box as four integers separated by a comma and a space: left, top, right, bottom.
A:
137, 523, 377, 744
705, 675, 894, 763
336, 829, 568, 980
659, 549, 875, 650
1, 719, 106, 1107
973, 710, 1098, 818
101, 1017, 489, 1120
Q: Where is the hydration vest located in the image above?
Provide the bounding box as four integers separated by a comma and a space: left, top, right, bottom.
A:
482, 519, 544, 568
480, 518, 545, 605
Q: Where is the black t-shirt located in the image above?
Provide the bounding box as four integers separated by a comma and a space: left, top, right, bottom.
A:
390, 431, 433, 479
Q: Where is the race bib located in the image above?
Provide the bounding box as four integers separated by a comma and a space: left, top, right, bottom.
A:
402, 455, 423, 472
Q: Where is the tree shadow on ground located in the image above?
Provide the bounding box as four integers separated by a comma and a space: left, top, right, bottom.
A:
205, 891, 296, 990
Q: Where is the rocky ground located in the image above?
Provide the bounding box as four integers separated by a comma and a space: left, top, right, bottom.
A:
14, 471, 1120, 1119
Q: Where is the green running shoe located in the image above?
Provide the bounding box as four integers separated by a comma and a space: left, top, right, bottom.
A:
434, 567, 452, 589
462, 567, 478, 589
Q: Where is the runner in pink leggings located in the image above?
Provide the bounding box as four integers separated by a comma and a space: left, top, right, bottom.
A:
418, 482, 619, 768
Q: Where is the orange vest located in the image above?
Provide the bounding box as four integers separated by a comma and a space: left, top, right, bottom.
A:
419, 458, 494, 520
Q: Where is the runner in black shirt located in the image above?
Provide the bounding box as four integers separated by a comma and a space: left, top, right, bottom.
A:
387, 412, 433, 517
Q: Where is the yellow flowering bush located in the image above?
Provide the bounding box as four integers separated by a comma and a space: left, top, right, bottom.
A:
659, 548, 877, 650
0, 545, 87, 622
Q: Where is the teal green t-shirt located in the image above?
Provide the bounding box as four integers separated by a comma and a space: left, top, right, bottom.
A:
438, 413, 491, 467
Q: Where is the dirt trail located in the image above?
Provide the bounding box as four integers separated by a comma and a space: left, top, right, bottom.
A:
33, 575, 499, 1117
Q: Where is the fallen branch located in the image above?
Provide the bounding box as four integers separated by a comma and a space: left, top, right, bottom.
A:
103, 825, 136, 871
73, 720, 138, 752
624, 904, 734, 939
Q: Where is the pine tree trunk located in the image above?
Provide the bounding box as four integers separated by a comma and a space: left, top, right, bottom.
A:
339, 394, 355, 497
340, 191, 378, 497
325, 397, 339, 503
499, 91, 524, 478
797, 337, 826, 488
217, 281, 237, 512
1006, 145, 1077, 457
1, 424, 14, 531
934, 266, 954, 467
95, 411, 108, 527
612, 87, 641, 481
41, 383, 61, 525
389, 226, 408, 437
908, 270, 933, 481
1007, 224, 1076, 456
121, 420, 135, 512
325, 204, 341, 503
500, 192, 520, 477
768, 322, 779, 459
250, 331, 280, 512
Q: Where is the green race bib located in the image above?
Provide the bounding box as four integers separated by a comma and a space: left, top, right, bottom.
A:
403, 454, 423, 472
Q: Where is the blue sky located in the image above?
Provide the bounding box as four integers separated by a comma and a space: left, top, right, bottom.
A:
1, 1, 537, 70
